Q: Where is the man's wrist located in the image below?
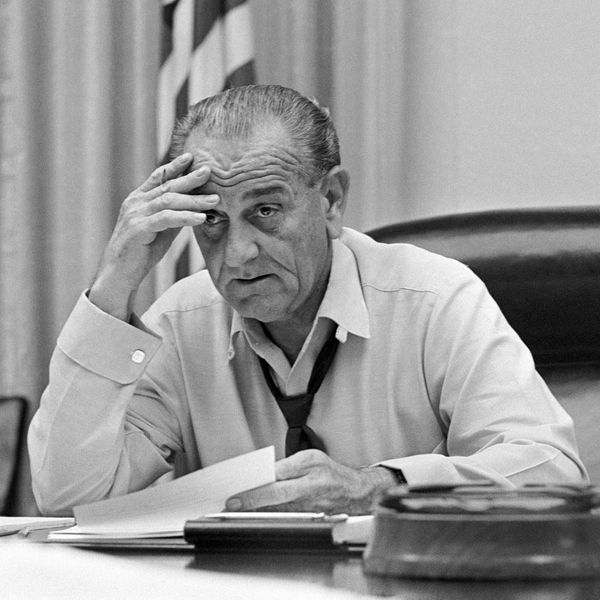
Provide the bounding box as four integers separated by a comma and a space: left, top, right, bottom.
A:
360, 465, 406, 502
89, 271, 138, 322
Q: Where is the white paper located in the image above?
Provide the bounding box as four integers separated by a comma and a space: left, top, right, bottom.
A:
51, 446, 275, 538
0, 516, 74, 536
331, 515, 374, 545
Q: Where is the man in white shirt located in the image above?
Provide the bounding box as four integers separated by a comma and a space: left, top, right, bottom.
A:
29, 85, 587, 516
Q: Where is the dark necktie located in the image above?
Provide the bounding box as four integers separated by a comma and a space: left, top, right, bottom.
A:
259, 328, 340, 457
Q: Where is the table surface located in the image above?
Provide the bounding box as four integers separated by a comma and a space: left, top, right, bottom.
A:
4, 530, 600, 599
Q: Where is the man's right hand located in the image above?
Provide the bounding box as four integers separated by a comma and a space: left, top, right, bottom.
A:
89, 152, 217, 320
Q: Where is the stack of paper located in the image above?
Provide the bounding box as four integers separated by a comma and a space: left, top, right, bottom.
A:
48, 446, 276, 546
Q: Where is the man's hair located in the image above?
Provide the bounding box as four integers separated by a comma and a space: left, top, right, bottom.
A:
169, 85, 340, 185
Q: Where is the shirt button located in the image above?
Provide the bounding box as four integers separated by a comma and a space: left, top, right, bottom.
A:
131, 349, 146, 364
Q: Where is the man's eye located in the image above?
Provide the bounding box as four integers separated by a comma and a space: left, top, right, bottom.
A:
256, 206, 277, 218
204, 211, 226, 225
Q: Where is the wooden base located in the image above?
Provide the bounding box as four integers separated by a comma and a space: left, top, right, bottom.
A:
363, 508, 600, 580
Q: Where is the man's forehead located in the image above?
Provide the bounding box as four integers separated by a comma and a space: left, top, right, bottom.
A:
183, 120, 304, 188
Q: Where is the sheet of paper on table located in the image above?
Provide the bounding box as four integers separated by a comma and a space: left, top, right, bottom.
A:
48, 446, 275, 543
0, 516, 75, 537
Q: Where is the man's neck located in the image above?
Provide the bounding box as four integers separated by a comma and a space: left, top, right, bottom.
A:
263, 275, 332, 365
262, 320, 310, 365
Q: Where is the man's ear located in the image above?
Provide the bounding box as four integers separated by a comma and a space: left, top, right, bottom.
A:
319, 166, 349, 239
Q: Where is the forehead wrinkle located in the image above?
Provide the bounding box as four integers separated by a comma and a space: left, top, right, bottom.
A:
193, 144, 305, 186
209, 168, 287, 188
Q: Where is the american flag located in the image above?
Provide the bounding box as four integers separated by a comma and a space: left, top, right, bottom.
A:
155, 0, 255, 296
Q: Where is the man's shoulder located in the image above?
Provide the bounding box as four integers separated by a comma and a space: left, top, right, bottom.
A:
340, 227, 476, 296
143, 270, 229, 324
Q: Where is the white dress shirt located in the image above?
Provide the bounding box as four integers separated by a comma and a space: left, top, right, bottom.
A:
29, 228, 587, 515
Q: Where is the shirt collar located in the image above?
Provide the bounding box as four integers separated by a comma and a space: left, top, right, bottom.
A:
315, 238, 371, 342
228, 238, 371, 358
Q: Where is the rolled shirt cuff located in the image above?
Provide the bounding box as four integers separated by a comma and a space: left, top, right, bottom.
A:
57, 291, 162, 385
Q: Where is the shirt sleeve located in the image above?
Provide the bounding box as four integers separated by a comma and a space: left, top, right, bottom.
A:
28, 292, 181, 516
377, 268, 588, 488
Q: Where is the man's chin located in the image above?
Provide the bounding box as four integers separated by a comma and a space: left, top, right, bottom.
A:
228, 296, 287, 323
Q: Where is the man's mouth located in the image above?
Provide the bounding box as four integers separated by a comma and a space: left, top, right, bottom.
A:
232, 274, 272, 286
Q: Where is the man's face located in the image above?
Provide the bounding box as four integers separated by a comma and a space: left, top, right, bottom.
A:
184, 120, 340, 328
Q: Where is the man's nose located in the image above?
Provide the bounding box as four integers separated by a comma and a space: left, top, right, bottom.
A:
224, 223, 259, 268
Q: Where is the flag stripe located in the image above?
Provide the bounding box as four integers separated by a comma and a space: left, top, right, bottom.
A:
160, 0, 179, 65
224, 0, 248, 11
157, 0, 195, 158
193, 0, 223, 48
192, 0, 248, 48
175, 78, 189, 131
189, 21, 227, 104
224, 60, 254, 89
223, 2, 254, 70
194, 0, 247, 47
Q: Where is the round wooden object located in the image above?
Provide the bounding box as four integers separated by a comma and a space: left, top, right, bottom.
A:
363, 508, 600, 580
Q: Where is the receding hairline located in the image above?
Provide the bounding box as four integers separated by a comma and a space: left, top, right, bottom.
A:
182, 117, 317, 185
169, 85, 341, 185
183, 114, 294, 148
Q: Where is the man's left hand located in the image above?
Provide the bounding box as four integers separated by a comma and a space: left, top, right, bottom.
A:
225, 449, 398, 515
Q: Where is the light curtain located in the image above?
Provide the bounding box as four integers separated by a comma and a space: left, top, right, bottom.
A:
1, 0, 159, 514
